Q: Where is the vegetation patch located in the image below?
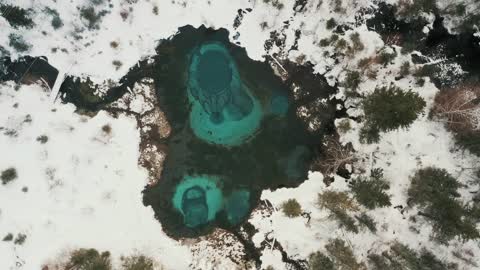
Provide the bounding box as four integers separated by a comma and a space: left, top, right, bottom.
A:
281, 198, 302, 217
36, 135, 49, 144
66, 248, 112, 270
325, 238, 367, 269
44, 7, 63, 29
368, 241, 456, 270
317, 191, 360, 233
360, 85, 426, 143
14, 233, 27, 245
308, 251, 334, 270
120, 255, 156, 270
431, 83, 480, 156
80, 6, 108, 30
8, 33, 32, 53
0, 4, 34, 28
2, 233, 13, 241
350, 168, 391, 209
1, 167, 18, 185
355, 212, 377, 233
408, 167, 479, 242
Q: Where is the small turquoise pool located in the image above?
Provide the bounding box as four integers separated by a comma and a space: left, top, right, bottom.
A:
172, 175, 251, 227
188, 42, 263, 146
172, 175, 223, 227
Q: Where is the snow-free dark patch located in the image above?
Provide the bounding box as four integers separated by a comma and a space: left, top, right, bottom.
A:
139, 26, 333, 237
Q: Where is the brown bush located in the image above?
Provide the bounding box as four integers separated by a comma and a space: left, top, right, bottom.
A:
431, 84, 480, 133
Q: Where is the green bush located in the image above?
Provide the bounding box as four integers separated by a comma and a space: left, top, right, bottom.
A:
368, 241, 455, 270
80, 7, 108, 29
408, 167, 460, 205
36, 135, 49, 144
342, 70, 361, 91
326, 18, 337, 30
325, 238, 366, 270
67, 248, 112, 270
454, 131, 480, 157
317, 191, 358, 212
308, 252, 334, 270
318, 191, 359, 233
0, 4, 34, 28
44, 8, 63, 29
121, 255, 155, 270
337, 119, 351, 133
349, 32, 364, 52
399, 61, 410, 77
360, 86, 426, 143
350, 169, 391, 209
377, 48, 397, 65
2, 233, 13, 241
355, 212, 377, 233
14, 233, 26, 245
408, 167, 479, 242
281, 199, 302, 217
1, 167, 17, 185
8, 33, 31, 53
331, 208, 358, 233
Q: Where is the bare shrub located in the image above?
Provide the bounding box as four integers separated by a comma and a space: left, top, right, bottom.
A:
431, 84, 480, 133
314, 136, 356, 177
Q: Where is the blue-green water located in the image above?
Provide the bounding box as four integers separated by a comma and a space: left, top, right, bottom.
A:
140, 26, 331, 238
172, 175, 251, 227
188, 42, 263, 146
225, 189, 251, 225
172, 175, 223, 227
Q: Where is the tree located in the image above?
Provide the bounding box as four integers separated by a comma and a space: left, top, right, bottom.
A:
1, 167, 17, 185
67, 248, 112, 270
317, 191, 360, 233
121, 255, 156, 270
0, 4, 34, 28
355, 212, 377, 233
408, 167, 479, 242
350, 168, 391, 209
281, 199, 302, 217
325, 238, 366, 270
309, 252, 334, 270
368, 241, 456, 270
317, 191, 359, 212
361, 86, 426, 143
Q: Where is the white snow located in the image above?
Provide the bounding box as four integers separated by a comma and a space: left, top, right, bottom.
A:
0, 83, 192, 269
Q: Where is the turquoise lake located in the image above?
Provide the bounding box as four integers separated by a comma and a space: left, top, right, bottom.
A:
140, 26, 327, 237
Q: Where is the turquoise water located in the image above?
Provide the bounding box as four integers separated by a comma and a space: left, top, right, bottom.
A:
172, 175, 223, 227
188, 42, 263, 146
141, 26, 321, 237
225, 189, 251, 225
172, 175, 251, 227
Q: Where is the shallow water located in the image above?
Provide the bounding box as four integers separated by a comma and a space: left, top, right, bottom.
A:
138, 26, 320, 237
172, 175, 223, 227
188, 42, 263, 146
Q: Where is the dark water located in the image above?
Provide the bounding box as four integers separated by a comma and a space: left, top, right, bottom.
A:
140, 26, 327, 237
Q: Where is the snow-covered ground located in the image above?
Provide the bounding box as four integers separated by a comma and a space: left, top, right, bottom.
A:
0, 83, 192, 269
1, 0, 480, 269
